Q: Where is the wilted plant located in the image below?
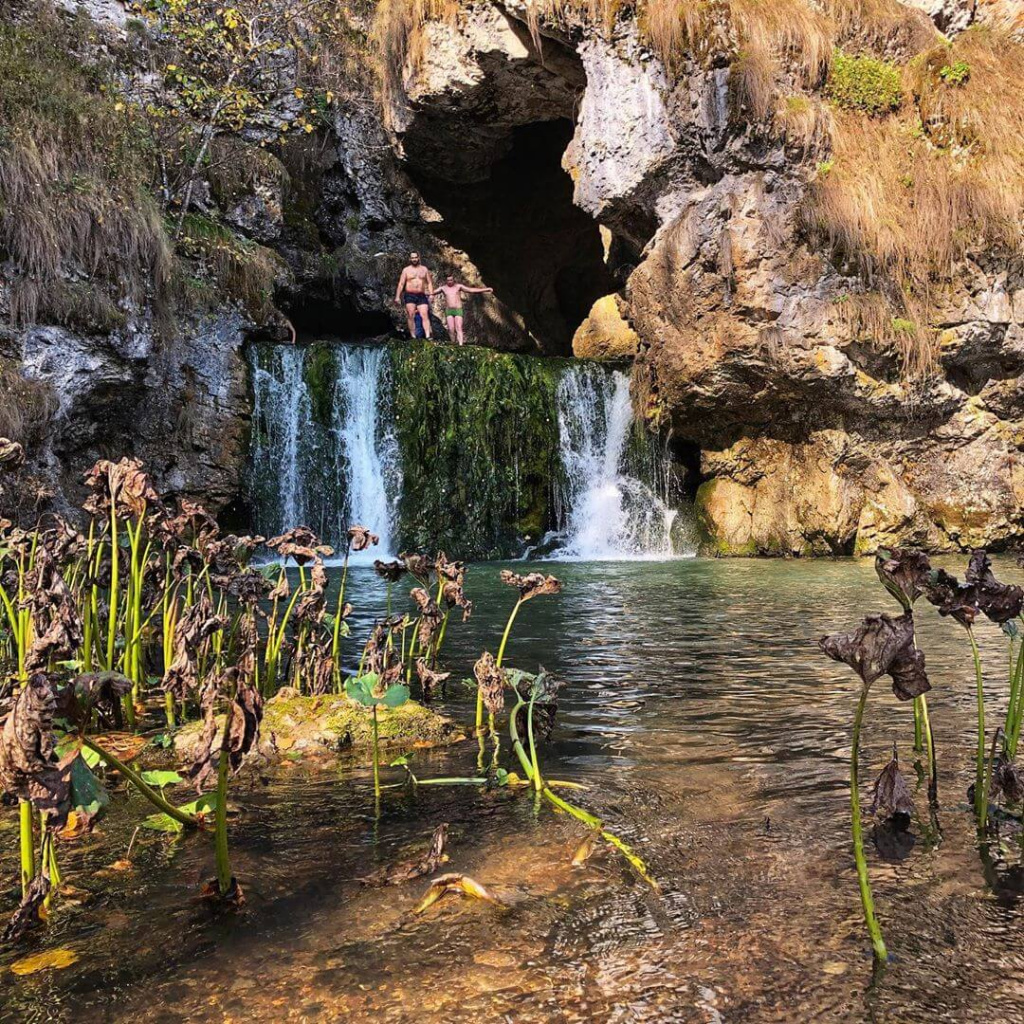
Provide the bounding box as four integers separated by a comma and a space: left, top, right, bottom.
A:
479, 570, 561, 733
876, 548, 938, 802
819, 610, 931, 961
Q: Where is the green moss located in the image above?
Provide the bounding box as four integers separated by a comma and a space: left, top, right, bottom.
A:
264, 693, 459, 749
175, 693, 461, 764
390, 342, 563, 559
302, 343, 337, 428
826, 50, 903, 117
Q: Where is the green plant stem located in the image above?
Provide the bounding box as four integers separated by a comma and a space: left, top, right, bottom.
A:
919, 692, 938, 805
527, 690, 542, 792
214, 748, 232, 896
106, 507, 119, 670
82, 737, 199, 828
478, 597, 523, 732
968, 627, 988, 829
851, 684, 887, 962
18, 800, 34, 898
332, 548, 350, 686
1006, 622, 1024, 758
371, 705, 381, 800
913, 697, 924, 752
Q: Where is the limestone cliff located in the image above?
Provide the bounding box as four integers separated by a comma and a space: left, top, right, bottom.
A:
4, 0, 1024, 558
380, 0, 1024, 555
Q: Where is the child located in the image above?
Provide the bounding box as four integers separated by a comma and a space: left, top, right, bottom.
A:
433, 275, 493, 346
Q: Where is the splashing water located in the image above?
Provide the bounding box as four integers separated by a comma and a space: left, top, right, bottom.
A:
249, 344, 401, 559
552, 365, 680, 559
251, 344, 686, 561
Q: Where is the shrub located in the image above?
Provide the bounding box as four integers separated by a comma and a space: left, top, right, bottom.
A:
939, 59, 971, 86
825, 50, 903, 116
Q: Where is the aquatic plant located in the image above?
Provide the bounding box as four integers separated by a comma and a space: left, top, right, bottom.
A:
345, 670, 410, 801
477, 570, 562, 733
819, 610, 931, 961
875, 548, 938, 801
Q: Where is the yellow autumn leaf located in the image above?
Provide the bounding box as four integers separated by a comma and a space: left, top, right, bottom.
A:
114, 102, 125, 112
304, 124, 314, 133
10, 948, 79, 976
325, 91, 334, 103
294, 88, 304, 99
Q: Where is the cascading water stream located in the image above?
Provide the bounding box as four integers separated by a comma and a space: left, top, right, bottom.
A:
249, 342, 687, 560
249, 344, 400, 560
551, 365, 680, 559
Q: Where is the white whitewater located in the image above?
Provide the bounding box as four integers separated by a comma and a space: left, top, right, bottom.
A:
250, 343, 400, 559
552, 365, 679, 559
330, 346, 400, 561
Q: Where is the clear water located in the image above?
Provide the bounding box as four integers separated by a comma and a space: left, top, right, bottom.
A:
5, 557, 1023, 1022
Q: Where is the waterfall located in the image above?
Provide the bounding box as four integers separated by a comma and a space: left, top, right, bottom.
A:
552, 364, 680, 559
249, 344, 400, 559
250, 342, 686, 561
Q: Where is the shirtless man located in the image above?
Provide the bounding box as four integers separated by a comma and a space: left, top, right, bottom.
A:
432, 274, 493, 346
395, 252, 435, 340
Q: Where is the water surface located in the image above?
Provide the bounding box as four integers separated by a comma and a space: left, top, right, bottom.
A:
3, 558, 1024, 1022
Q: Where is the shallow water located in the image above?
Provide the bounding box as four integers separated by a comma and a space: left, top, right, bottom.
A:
3, 557, 1024, 1022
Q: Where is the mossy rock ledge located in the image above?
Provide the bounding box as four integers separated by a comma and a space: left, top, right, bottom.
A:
173, 689, 465, 765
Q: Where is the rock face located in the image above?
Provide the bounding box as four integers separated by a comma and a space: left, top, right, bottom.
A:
383, 2, 1024, 556
5, 0, 1024, 555
4, 308, 253, 517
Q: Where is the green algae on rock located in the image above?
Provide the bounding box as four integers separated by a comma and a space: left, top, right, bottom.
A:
389, 341, 564, 559
175, 689, 464, 763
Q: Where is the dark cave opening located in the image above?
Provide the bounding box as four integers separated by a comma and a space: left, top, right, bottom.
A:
407, 120, 618, 356
281, 293, 392, 340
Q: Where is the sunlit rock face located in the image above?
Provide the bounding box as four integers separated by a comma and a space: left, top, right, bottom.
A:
385, 2, 1024, 555
11, 311, 251, 517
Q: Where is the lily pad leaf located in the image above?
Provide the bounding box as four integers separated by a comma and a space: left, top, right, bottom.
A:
141, 793, 218, 833
139, 770, 183, 789
345, 673, 380, 707
381, 683, 410, 709
70, 754, 109, 820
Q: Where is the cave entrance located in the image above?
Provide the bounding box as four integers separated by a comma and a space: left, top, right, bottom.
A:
408, 120, 617, 356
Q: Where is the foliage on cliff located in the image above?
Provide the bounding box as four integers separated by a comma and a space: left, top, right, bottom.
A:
0, 5, 171, 329
0, 0, 368, 334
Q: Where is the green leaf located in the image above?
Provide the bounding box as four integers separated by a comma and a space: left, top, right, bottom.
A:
70, 754, 109, 818
389, 755, 410, 767
381, 683, 410, 709
139, 770, 183, 789
345, 673, 380, 707
141, 793, 217, 834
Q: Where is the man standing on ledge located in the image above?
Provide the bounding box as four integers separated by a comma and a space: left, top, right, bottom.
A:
395, 251, 434, 340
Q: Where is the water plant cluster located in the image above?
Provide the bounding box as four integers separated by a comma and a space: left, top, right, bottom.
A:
820, 547, 1024, 961
0, 436, 654, 947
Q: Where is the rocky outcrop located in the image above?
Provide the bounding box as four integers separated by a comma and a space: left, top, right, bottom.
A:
384, 2, 1024, 556
4, 308, 253, 517
5, 0, 1024, 555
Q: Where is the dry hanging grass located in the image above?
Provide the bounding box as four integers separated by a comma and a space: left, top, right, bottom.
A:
0, 9, 172, 329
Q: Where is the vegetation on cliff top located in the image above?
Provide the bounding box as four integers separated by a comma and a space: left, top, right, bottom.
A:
0, 0, 362, 335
